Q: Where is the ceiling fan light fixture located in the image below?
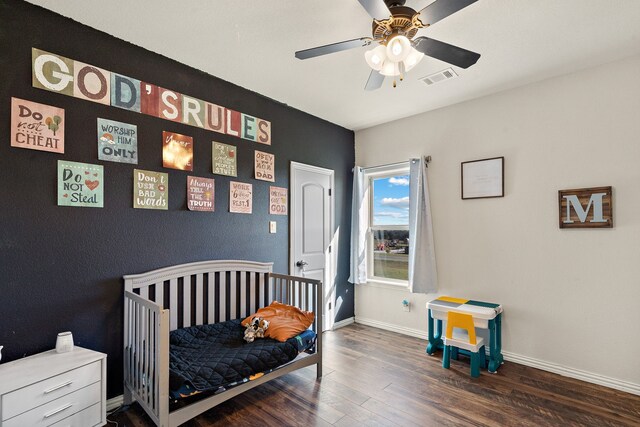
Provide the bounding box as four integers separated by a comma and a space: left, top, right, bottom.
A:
402, 47, 424, 72
380, 61, 401, 77
385, 35, 411, 62
364, 45, 387, 71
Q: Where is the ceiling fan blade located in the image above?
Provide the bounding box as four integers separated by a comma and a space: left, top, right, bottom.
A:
364, 70, 385, 91
418, 0, 478, 26
295, 37, 370, 60
357, 0, 391, 20
413, 37, 480, 69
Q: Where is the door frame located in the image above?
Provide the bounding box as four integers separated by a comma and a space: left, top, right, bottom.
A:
290, 161, 335, 330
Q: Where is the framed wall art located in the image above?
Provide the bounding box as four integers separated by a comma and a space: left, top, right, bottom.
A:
461, 156, 504, 199
558, 186, 612, 229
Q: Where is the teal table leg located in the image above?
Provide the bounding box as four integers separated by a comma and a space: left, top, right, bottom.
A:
426, 309, 443, 355
488, 314, 503, 372
451, 347, 459, 360
496, 313, 503, 365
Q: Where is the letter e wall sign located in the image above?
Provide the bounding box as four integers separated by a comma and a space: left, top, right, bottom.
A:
558, 186, 612, 229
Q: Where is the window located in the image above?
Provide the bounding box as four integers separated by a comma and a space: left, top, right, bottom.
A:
366, 165, 410, 285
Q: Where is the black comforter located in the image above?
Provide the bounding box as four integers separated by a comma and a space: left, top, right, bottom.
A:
169, 319, 301, 397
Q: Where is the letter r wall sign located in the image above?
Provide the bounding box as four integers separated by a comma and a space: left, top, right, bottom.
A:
558, 186, 613, 229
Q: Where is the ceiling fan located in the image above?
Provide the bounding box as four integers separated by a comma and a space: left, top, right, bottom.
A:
295, 0, 481, 90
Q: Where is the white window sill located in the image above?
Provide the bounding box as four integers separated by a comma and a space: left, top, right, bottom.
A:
364, 279, 409, 290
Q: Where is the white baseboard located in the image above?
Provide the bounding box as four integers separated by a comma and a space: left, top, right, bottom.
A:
355, 316, 429, 340
355, 317, 640, 396
332, 317, 355, 330
502, 351, 640, 396
107, 395, 124, 413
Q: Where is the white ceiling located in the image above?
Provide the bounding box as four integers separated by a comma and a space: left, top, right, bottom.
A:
28, 0, 640, 130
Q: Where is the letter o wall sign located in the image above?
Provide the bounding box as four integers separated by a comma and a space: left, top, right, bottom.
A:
558, 186, 612, 229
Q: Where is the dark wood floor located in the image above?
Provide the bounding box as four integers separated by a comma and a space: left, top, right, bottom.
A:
108, 324, 640, 426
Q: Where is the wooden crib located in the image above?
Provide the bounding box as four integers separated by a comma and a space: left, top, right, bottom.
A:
123, 259, 323, 427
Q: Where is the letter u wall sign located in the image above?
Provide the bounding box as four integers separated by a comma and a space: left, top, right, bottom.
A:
31, 48, 271, 145
558, 186, 613, 229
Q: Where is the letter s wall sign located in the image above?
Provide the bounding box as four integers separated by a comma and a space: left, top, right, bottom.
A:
558, 186, 613, 229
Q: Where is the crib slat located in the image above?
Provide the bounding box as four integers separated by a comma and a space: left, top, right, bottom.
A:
150, 309, 156, 410
259, 273, 266, 308
169, 278, 178, 331
125, 298, 131, 387
155, 282, 164, 309
249, 273, 256, 314
313, 285, 317, 333
195, 274, 203, 325
144, 307, 150, 405
240, 272, 247, 318
132, 301, 137, 392
140, 287, 148, 301
219, 272, 226, 322
183, 276, 192, 328
136, 303, 142, 395
207, 273, 215, 323
229, 272, 237, 320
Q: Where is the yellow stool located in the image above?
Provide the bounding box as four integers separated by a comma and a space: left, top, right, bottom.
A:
442, 311, 486, 378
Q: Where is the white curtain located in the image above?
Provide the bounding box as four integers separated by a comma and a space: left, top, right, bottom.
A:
348, 166, 367, 284
408, 158, 438, 293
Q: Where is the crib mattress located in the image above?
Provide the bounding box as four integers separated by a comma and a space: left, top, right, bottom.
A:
169, 319, 314, 399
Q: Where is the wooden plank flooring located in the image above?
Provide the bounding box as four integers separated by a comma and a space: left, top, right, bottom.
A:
107, 324, 640, 426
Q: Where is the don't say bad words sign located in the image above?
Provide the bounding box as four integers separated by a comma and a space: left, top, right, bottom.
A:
11, 97, 64, 154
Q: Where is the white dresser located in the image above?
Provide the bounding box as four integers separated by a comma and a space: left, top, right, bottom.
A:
0, 347, 106, 427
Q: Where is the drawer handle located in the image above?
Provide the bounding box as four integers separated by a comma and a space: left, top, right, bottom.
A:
43, 403, 73, 418
44, 380, 73, 394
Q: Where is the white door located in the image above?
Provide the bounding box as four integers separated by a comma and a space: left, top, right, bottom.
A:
290, 162, 334, 331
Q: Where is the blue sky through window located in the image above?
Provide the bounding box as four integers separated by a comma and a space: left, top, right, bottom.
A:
372, 175, 410, 226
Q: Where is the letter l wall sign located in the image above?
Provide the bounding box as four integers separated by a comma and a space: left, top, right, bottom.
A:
558, 186, 613, 229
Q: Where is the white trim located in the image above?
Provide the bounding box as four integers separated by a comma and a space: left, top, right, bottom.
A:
501, 351, 640, 396
364, 162, 410, 177
332, 317, 355, 330
365, 278, 410, 289
107, 394, 124, 413
355, 316, 429, 340
354, 318, 640, 396
290, 161, 336, 331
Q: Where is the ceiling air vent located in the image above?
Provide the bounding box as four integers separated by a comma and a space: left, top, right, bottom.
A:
420, 68, 459, 86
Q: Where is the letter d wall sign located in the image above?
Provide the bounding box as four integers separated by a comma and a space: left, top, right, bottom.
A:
558, 186, 612, 229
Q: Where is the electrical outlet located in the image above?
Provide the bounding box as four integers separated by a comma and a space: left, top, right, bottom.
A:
402, 299, 410, 312
269, 221, 276, 233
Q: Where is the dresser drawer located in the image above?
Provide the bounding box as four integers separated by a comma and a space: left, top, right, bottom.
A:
48, 402, 102, 427
3, 381, 101, 427
2, 360, 101, 421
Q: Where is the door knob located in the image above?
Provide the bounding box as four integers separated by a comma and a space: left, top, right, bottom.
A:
296, 260, 308, 268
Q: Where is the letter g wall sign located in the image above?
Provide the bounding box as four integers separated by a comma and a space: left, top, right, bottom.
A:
558, 186, 613, 229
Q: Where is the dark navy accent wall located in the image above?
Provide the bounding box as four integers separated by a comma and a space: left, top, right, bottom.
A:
0, 0, 354, 398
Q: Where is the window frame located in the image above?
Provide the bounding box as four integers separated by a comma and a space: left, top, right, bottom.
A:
364, 163, 410, 287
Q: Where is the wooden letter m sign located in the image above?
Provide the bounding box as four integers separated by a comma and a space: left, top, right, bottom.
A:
558, 186, 612, 229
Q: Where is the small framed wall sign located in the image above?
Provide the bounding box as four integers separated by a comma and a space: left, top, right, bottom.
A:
461, 156, 504, 199
558, 186, 612, 229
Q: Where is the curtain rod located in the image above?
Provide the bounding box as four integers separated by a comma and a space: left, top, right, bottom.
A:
353, 156, 431, 172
